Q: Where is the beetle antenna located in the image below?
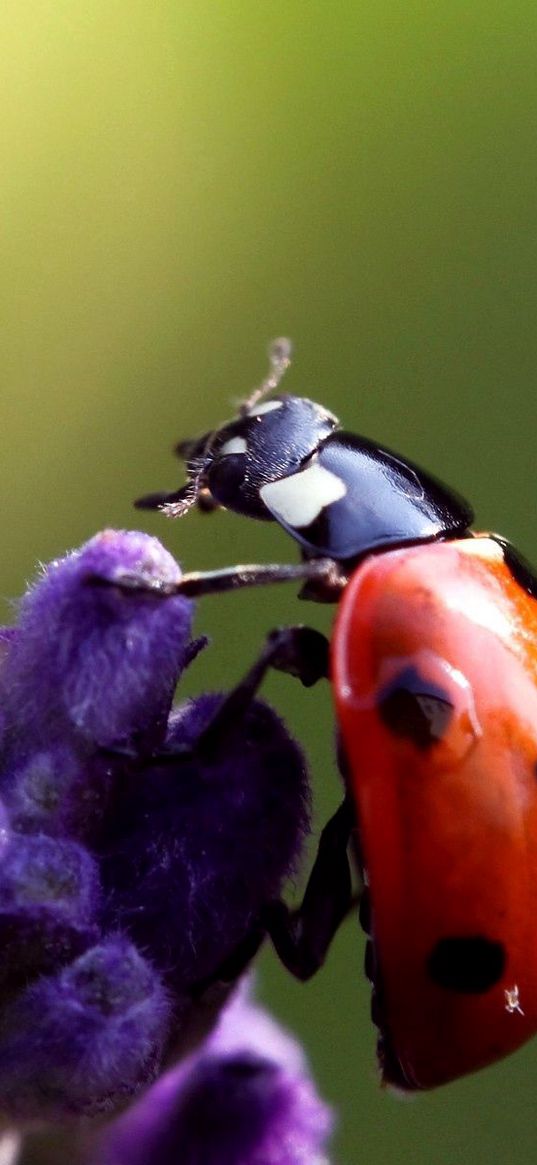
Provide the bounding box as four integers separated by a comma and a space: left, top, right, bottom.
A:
240, 337, 293, 416
160, 450, 211, 518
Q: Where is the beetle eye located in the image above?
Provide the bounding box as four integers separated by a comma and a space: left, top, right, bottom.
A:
207, 452, 248, 509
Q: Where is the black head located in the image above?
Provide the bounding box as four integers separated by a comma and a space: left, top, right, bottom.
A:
135, 339, 338, 521
135, 339, 474, 563
178, 393, 338, 520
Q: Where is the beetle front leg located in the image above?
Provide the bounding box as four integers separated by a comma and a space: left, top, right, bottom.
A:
191, 625, 329, 761
264, 796, 356, 981
194, 797, 356, 993
100, 625, 329, 767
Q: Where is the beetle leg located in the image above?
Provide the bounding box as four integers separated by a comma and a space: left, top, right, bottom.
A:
134, 486, 191, 510
88, 557, 345, 600
171, 558, 345, 599
191, 800, 355, 990
193, 625, 329, 760
264, 796, 356, 981
192, 798, 356, 993
99, 627, 329, 769
193, 924, 267, 994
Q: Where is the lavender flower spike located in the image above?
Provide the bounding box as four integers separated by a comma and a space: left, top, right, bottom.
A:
95, 980, 334, 1165
0, 531, 313, 1121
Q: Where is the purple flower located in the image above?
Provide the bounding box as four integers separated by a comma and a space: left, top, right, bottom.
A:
0, 831, 100, 991
0, 530, 194, 759
0, 531, 311, 1121
7, 745, 104, 839
0, 937, 171, 1120
94, 980, 334, 1165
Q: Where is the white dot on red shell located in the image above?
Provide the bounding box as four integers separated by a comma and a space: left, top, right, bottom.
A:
457, 537, 504, 564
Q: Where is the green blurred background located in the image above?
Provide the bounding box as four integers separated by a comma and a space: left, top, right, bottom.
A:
3, 2, 537, 1161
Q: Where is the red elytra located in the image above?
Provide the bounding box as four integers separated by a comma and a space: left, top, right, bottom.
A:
333, 535, 537, 1089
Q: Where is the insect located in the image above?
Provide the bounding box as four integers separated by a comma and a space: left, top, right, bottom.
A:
136, 340, 537, 1090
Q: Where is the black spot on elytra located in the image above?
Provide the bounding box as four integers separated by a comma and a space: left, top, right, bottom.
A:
378, 666, 454, 749
427, 936, 505, 993
491, 536, 537, 599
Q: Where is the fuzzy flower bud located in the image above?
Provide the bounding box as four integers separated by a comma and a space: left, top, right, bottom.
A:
0, 831, 100, 991
94, 981, 334, 1165
0, 530, 194, 759
0, 937, 171, 1120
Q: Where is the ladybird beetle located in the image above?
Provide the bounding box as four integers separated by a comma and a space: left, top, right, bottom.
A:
136, 340, 537, 1090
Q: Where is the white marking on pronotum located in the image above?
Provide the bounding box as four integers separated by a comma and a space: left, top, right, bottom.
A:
248, 399, 283, 417
260, 461, 347, 528
219, 436, 248, 456
505, 984, 524, 1016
